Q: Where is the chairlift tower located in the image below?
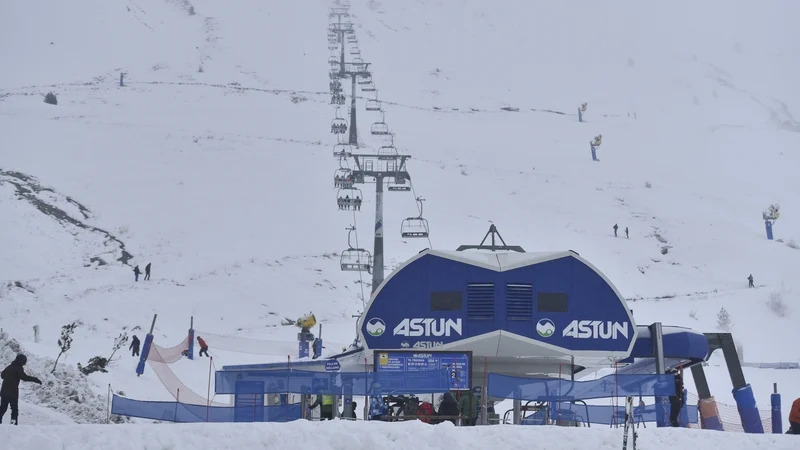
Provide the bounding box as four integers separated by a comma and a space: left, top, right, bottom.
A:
341, 62, 371, 147
349, 153, 411, 291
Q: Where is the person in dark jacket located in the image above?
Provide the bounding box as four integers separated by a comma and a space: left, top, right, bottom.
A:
437, 392, 459, 425
144, 263, 151, 281
1, 354, 43, 425
669, 371, 684, 427
748, 274, 754, 288
613, 223, 619, 237
133, 265, 141, 282
130, 335, 141, 357
197, 336, 209, 357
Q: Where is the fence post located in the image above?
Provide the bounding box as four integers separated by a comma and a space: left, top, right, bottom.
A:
107, 384, 112, 424
770, 383, 782, 434
174, 388, 180, 422
206, 356, 213, 422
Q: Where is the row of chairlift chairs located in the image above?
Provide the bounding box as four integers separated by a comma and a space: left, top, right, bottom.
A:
327, 13, 429, 276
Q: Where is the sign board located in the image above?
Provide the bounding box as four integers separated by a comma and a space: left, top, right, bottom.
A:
324, 360, 341, 372
374, 350, 472, 391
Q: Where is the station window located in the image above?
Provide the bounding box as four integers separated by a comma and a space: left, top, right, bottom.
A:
537, 292, 568, 313
467, 283, 494, 320
430, 292, 463, 311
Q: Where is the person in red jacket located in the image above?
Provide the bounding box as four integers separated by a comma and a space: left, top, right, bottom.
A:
197, 336, 209, 357
789, 397, 800, 435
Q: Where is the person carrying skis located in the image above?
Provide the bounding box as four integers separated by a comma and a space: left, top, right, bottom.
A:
788, 397, 800, 434
130, 335, 141, 357
197, 336, 209, 357
0, 354, 43, 425
133, 265, 141, 282
144, 263, 151, 281
747, 274, 754, 288
613, 224, 619, 237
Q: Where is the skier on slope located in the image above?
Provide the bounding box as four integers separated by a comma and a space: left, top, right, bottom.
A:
130, 335, 141, 357
0, 354, 43, 425
613, 223, 619, 237
133, 265, 141, 282
747, 274, 754, 288
197, 336, 209, 357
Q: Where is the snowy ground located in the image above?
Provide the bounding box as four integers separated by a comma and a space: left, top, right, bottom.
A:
1, 420, 799, 450
1, 0, 799, 443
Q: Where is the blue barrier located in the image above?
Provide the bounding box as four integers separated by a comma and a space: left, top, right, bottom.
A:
215, 369, 454, 396
111, 395, 301, 423
135, 334, 154, 376
732, 384, 764, 433
770, 393, 782, 434
520, 402, 699, 426
488, 373, 677, 401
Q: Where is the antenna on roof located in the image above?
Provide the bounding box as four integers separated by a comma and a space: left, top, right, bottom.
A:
456, 224, 525, 253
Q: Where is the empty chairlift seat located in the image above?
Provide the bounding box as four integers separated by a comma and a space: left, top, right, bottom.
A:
401, 217, 430, 238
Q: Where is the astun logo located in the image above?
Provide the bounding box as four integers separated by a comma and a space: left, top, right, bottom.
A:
366, 318, 386, 337
393, 318, 462, 337
536, 319, 555, 338
562, 320, 629, 339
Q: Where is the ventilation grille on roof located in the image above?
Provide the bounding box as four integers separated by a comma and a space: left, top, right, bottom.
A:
467, 283, 494, 320
506, 283, 533, 320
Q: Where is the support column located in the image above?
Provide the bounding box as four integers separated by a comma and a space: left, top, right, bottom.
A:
650, 323, 670, 427
135, 314, 157, 376
371, 176, 384, 292
348, 74, 358, 146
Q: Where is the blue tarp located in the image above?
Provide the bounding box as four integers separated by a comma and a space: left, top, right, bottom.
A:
215, 369, 454, 396
488, 373, 677, 401
520, 401, 699, 425
111, 395, 301, 423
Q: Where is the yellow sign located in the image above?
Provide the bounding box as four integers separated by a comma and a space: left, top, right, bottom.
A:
378, 352, 388, 365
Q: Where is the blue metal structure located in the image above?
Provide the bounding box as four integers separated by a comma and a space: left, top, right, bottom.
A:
358, 249, 638, 374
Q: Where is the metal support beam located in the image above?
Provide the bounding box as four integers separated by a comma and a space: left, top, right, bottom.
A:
691, 364, 712, 399
650, 322, 665, 375
371, 175, 384, 292
348, 74, 358, 146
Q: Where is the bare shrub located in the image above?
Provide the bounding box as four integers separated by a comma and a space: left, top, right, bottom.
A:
716, 307, 731, 331
766, 290, 789, 317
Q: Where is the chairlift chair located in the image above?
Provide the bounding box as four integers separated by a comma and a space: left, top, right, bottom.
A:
333, 142, 354, 159
361, 81, 376, 92
358, 73, 372, 85
334, 167, 354, 189
371, 112, 389, 135
365, 98, 381, 112
400, 197, 429, 238
350, 47, 360, 56
341, 226, 371, 272
331, 107, 348, 135
388, 177, 412, 192
337, 188, 363, 213
378, 135, 398, 160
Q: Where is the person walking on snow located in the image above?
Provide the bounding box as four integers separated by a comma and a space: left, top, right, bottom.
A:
748, 274, 754, 288
0, 354, 43, 425
130, 335, 140, 357
144, 263, 151, 281
613, 224, 619, 237
133, 265, 141, 282
625, 227, 629, 239
197, 336, 209, 357
788, 397, 800, 434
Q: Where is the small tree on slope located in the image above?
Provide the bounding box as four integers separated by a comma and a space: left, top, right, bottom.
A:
716, 307, 732, 331
52, 321, 79, 373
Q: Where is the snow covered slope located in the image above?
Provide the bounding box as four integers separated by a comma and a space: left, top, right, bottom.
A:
2, 420, 800, 450
1, 0, 799, 424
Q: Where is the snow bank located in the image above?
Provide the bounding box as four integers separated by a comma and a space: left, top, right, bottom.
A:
1, 420, 798, 450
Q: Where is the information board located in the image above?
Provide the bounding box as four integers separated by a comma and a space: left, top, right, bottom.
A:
374, 350, 472, 391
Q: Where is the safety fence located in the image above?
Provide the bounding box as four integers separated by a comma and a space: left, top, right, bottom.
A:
519, 401, 699, 426
111, 395, 302, 423
685, 392, 773, 433
488, 373, 677, 401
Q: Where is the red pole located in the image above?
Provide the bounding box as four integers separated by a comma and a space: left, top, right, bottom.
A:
206, 356, 213, 422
